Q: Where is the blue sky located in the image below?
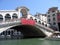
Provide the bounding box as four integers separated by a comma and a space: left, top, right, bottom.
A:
0, 0, 60, 15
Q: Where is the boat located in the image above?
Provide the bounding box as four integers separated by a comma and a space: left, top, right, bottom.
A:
45, 31, 60, 40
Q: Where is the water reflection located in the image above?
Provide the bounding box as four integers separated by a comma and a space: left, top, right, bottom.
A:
39, 39, 60, 45
0, 29, 24, 40
0, 38, 60, 45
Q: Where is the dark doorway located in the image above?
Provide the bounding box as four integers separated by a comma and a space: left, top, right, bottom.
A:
58, 23, 60, 31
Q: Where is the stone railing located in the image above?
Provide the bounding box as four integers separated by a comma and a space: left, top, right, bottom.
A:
35, 23, 54, 33
0, 19, 20, 25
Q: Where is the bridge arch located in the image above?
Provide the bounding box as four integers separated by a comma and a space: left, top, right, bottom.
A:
12, 13, 18, 19
16, 6, 29, 18
8, 25, 46, 38
30, 17, 33, 20
0, 25, 46, 39
38, 21, 41, 24
20, 7, 29, 18
0, 14, 3, 22
11, 25, 46, 38
34, 19, 37, 22
5, 14, 11, 21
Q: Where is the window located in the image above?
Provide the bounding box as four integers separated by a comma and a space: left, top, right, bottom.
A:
34, 19, 37, 22
12, 13, 18, 19
49, 23, 51, 25
30, 17, 33, 20
42, 23, 44, 25
53, 17, 55, 21
0, 14, 3, 21
48, 19, 51, 22
53, 22, 56, 25
38, 21, 41, 24
58, 14, 59, 16
48, 15, 50, 17
52, 14, 55, 16
45, 14, 46, 17
45, 24, 47, 27
48, 12, 50, 14
52, 11, 55, 12
5, 14, 11, 21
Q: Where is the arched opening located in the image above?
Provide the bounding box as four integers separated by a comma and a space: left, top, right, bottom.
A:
38, 21, 41, 24
12, 13, 18, 19
42, 23, 44, 25
0, 14, 3, 22
0, 29, 22, 40
45, 24, 47, 27
34, 19, 37, 22
5, 14, 11, 21
20, 8, 28, 18
0, 25, 46, 39
30, 17, 33, 20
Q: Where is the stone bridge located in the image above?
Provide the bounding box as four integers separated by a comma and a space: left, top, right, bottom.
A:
0, 6, 55, 39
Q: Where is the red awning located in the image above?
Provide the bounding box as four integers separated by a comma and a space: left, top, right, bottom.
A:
21, 18, 35, 25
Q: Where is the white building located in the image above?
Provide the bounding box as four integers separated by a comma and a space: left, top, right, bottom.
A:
35, 13, 47, 26
35, 7, 59, 31
46, 7, 59, 30
0, 6, 29, 22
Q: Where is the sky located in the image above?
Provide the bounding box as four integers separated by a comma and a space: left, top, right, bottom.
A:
0, 0, 60, 15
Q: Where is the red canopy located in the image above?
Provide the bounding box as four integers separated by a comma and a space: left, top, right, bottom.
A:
21, 18, 35, 25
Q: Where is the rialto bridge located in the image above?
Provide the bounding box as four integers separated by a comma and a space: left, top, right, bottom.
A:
0, 6, 55, 39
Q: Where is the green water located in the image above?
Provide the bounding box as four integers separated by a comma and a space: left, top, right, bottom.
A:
0, 38, 60, 45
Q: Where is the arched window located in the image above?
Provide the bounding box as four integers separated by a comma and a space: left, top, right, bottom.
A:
38, 21, 41, 24
42, 23, 44, 25
5, 14, 11, 21
12, 13, 18, 19
45, 24, 47, 27
30, 17, 33, 20
0, 14, 3, 21
34, 19, 37, 22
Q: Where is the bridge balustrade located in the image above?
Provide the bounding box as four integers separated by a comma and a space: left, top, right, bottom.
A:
0, 19, 20, 25
35, 19, 57, 32
35, 23, 54, 32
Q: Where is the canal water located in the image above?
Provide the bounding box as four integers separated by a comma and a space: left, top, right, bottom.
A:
0, 38, 60, 45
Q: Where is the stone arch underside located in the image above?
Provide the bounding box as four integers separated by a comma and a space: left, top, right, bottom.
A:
9, 25, 46, 38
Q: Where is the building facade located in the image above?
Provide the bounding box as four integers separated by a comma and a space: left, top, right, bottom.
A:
35, 7, 60, 31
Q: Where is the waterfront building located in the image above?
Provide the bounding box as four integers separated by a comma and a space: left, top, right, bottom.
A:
47, 7, 58, 30
35, 7, 60, 31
